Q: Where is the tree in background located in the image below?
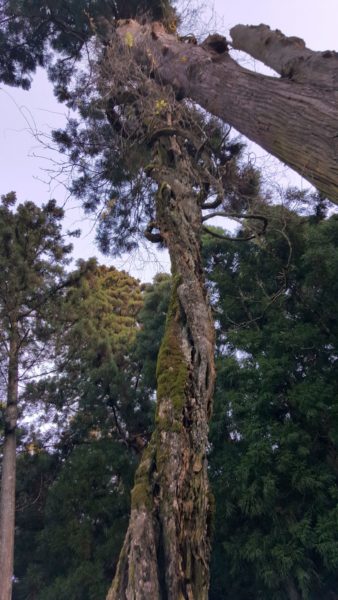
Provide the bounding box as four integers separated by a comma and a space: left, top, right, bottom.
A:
0, 194, 73, 600
13, 271, 171, 600
34, 263, 147, 446
13, 198, 338, 599
203, 198, 338, 599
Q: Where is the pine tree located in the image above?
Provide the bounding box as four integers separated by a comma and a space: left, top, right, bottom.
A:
1, 3, 338, 199
0, 193, 73, 600
2, 2, 268, 591
13, 204, 338, 599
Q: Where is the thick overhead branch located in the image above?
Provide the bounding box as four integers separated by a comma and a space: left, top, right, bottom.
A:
230, 24, 338, 85
116, 20, 338, 204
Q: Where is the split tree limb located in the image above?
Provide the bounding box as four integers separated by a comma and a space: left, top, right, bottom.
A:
230, 24, 338, 85
116, 20, 338, 204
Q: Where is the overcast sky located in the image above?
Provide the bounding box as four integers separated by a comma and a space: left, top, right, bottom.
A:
0, 0, 336, 280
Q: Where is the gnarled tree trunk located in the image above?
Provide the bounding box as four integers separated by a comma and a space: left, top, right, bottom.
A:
117, 20, 338, 204
107, 134, 215, 599
0, 326, 19, 600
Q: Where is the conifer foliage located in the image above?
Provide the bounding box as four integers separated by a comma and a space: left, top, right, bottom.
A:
12, 271, 170, 600
12, 202, 338, 599
2, 0, 338, 597
203, 202, 338, 599
0, 193, 73, 600
0, 0, 172, 88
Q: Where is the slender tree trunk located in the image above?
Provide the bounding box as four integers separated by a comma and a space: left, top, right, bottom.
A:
0, 327, 19, 600
286, 578, 301, 600
107, 137, 215, 599
117, 20, 338, 204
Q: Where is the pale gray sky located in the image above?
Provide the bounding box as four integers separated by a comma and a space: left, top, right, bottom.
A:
0, 0, 337, 280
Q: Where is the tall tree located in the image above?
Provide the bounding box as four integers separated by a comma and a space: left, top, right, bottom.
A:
0, 194, 72, 600
1, 2, 336, 597
203, 201, 338, 599
2, 6, 274, 596
15, 202, 338, 599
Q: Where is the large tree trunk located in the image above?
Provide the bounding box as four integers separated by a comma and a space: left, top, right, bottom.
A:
117, 20, 338, 204
107, 138, 215, 599
0, 327, 19, 600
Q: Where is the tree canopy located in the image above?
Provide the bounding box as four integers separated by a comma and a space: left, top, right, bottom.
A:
1, 2, 338, 200
0, 193, 75, 599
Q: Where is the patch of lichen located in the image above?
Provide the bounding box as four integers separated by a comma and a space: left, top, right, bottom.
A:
156, 416, 183, 433
156, 276, 188, 422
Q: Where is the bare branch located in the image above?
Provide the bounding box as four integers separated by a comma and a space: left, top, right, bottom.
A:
202, 211, 268, 233
202, 225, 256, 242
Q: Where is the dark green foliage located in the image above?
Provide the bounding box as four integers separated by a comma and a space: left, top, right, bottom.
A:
2, 0, 253, 263
204, 201, 338, 599
0, 0, 172, 88
0, 193, 73, 411
135, 273, 171, 389
14, 450, 60, 599
0, 194, 71, 304
14, 440, 135, 600
13, 266, 167, 599
0, 193, 75, 599
13, 196, 338, 598
5, 1, 338, 596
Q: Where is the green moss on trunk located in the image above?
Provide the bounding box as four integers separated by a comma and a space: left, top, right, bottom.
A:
130, 440, 156, 511
156, 276, 188, 426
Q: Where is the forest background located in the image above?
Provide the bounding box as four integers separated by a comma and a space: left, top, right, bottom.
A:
1, 1, 338, 600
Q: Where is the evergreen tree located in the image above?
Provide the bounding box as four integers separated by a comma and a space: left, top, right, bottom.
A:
13, 270, 171, 599
14, 261, 168, 600
35, 263, 147, 444
0, 193, 73, 600
14, 204, 338, 598
2, 0, 337, 595
202, 202, 338, 599
0, 0, 172, 89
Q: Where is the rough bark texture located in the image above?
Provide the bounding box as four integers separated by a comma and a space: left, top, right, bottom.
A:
107, 134, 215, 599
117, 20, 338, 203
0, 328, 19, 600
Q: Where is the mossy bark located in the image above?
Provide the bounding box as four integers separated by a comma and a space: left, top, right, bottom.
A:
107, 136, 215, 599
